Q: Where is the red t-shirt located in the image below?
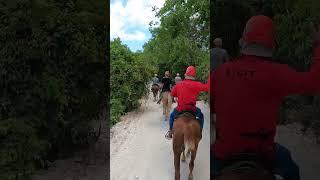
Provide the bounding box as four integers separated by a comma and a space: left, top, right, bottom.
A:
211, 46, 320, 160
171, 77, 210, 112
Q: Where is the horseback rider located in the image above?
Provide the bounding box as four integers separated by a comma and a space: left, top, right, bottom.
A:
165, 66, 210, 139
174, 73, 182, 85
157, 70, 173, 104
151, 74, 160, 86
211, 15, 320, 180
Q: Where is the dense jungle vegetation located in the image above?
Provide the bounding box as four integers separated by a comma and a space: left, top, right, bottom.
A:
0, 0, 107, 179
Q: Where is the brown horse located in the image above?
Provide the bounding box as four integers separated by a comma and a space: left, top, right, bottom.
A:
212, 154, 278, 180
172, 112, 202, 180
162, 91, 172, 120
151, 84, 160, 101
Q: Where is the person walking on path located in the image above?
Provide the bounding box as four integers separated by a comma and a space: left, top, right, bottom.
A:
210, 38, 229, 71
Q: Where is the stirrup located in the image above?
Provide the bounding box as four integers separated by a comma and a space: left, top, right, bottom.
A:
165, 131, 172, 140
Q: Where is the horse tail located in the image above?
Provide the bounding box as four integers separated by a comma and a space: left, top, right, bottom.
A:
183, 120, 201, 153
184, 132, 196, 152
185, 140, 196, 152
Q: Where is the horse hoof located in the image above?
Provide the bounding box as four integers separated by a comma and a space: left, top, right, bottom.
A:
181, 157, 186, 162
188, 174, 193, 180
187, 151, 191, 157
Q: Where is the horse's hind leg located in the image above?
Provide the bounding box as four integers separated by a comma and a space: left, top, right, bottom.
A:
186, 149, 191, 158
174, 151, 181, 180
181, 144, 186, 162
188, 143, 198, 180
173, 139, 182, 180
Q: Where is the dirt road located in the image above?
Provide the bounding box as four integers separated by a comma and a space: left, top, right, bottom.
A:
275, 124, 320, 180
110, 95, 210, 180
31, 93, 320, 180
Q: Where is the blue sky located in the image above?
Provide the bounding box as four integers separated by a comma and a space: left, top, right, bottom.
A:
110, 0, 165, 52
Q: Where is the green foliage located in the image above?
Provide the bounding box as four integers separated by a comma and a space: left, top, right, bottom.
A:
110, 0, 211, 124
144, 0, 210, 84
0, 0, 107, 179
211, 0, 253, 56
272, 0, 320, 134
110, 38, 151, 124
0, 119, 46, 180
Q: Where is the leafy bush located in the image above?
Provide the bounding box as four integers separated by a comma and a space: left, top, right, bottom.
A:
273, 0, 320, 135
0, 119, 46, 180
110, 38, 151, 124
0, 0, 107, 179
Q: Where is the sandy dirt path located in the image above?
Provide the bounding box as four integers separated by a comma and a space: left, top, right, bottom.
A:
110, 94, 210, 180
275, 124, 320, 180
32, 123, 109, 180
31, 92, 320, 180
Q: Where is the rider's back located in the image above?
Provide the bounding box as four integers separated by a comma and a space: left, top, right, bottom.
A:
172, 79, 209, 112
212, 54, 320, 160
175, 76, 182, 84
152, 77, 159, 84
161, 77, 172, 92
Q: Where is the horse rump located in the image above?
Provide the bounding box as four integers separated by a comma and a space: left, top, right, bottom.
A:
151, 84, 159, 91
172, 113, 202, 180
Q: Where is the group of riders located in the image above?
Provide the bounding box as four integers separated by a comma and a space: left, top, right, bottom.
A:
151, 15, 320, 180
151, 67, 209, 140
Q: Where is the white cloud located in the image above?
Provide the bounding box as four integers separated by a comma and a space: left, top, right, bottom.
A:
118, 30, 146, 41
110, 0, 165, 41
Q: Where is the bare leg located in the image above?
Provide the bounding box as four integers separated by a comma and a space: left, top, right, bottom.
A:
166, 94, 172, 119
163, 103, 166, 116
162, 92, 167, 116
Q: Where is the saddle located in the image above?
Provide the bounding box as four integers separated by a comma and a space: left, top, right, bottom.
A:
218, 153, 273, 177
174, 110, 196, 119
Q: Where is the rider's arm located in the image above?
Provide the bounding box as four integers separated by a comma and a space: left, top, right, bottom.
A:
170, 86, 178, 97
196, 74, 211, 92
171, 85, 178, 97
273, 46, 320, 96
210, 71, 215, 113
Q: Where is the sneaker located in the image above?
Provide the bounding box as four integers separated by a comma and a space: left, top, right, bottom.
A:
165, 130, 172, 140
